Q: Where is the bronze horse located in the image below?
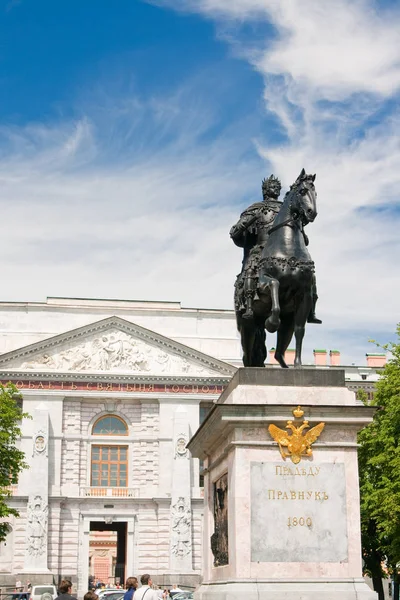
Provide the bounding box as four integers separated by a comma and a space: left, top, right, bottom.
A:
236, 169, 317, 368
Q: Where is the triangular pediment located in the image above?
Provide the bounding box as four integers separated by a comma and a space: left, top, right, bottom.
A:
0, 316, 236, 377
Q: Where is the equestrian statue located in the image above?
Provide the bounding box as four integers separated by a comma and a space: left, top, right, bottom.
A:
230, 169, 321, 368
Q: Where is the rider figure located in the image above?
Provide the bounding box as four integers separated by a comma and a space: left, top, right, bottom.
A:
230, 174, 322, 323
230, 175, 282, 319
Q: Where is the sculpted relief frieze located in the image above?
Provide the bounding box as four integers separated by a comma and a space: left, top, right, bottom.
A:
27, 496, 48, 557
171, 497, 192, 558
19, 330, 214, 375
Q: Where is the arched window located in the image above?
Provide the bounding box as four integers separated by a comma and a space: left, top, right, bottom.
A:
90, 415, 128, 488
92, 415, 128, 436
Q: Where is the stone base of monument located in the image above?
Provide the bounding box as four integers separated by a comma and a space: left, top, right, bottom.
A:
194, 579, 374, 600
188, 368, 378, 600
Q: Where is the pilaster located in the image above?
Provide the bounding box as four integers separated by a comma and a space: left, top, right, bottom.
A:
169, 406, 194, 573
23, 403, 50, 573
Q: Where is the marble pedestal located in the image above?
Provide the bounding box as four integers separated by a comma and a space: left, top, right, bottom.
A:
188, 368, 377, 600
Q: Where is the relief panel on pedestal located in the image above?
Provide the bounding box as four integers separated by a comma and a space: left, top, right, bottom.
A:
211, 473, 228, 567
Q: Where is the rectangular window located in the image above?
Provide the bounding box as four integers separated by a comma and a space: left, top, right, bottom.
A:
200, 404, 213, 425
91, 445, 128, 487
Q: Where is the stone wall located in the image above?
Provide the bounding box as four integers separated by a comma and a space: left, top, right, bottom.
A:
1, 393, 204, 588
48, 503, 62, 577
192, 504, 203, 573
60, 399, 160, 491
59, 503, 80, 581
61, 439, 81, 488
137, 504, 160, 573
13, 507, 27, 574
155, 504, 170, 573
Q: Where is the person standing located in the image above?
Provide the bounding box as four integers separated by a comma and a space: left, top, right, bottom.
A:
55, 580, 74, 600
123, 578, 138, 600
133, 575, 158, 600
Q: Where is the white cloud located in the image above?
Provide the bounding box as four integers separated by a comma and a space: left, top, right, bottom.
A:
147, 0, 400, 363
261, 1, 400, 100
0, 84, 262, 318
2, 1, 400, 364
156, 0, 400, 97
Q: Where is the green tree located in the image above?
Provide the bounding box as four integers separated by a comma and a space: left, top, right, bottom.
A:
0, 382, 29, 541
358, 324, 400, 600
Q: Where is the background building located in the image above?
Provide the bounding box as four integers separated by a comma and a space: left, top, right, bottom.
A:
0, 297, 385, 595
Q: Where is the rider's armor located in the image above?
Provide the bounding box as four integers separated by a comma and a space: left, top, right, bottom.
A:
230, 191, 282, 319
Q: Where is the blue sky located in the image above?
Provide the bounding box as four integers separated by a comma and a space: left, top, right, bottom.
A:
0, 0, 399, 365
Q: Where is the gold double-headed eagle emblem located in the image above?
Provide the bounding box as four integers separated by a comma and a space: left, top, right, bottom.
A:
268, 406, 325, 464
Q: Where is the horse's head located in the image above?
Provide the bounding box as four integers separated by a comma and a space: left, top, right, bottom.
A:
289, 168, 317, 225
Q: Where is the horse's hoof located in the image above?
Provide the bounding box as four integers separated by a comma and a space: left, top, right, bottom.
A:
275, 354, 289, 368
266, 317, 280, 333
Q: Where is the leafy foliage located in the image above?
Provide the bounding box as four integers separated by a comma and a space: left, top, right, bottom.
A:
358, 324, 400, 600
0, 382, 29, 541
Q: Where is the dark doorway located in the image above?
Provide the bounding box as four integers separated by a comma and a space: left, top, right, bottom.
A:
89, 521, 127, 587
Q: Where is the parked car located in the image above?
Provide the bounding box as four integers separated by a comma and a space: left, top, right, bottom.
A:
30, 585, 58, 600
98, 593, 124, 600
2, 594, 31, 600
96, 590, 123, 600
171, 593, 193, 600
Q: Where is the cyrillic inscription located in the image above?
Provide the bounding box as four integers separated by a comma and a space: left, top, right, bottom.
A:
267, 490, 329, 501
251, 462, 348, 562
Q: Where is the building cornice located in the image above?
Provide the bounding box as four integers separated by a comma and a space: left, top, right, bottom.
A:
0, 369, 232, 385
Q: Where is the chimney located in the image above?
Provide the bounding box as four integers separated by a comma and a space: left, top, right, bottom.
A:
269, 348, 279, 365
313, 349, 327, 366
366, 353, 386, 368
284, 349, 295, 365
329, 350, 341, 366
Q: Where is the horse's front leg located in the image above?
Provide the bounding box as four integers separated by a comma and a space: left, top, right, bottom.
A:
258, 273, 280, 333
294, 290, 312, 367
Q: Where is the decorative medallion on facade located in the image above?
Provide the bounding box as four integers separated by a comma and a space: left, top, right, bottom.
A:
26, 495, 48, 556
175, 435, 188, 459
171, 497, 192, 557
268, 406, 325, 464
33, 432, 47, 455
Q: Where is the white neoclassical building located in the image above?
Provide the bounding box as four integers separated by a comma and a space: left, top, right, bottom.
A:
0, 297, 384, 595
0, 297, 239, 595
